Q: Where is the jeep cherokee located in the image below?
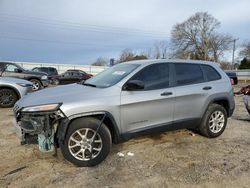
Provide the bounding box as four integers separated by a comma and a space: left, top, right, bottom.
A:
13, 59, 235, 167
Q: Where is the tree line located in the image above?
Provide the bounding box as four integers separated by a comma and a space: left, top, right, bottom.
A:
92, 12, 250, 69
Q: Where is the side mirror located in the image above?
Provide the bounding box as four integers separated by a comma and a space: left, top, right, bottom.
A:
14, 68, 22, 73
123, 80, 144, 91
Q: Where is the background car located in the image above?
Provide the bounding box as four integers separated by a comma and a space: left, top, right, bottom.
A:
225, 71, 238, 85
32, 67, 58, 83
0, 62, 49, 91
0, 77, 33, 107
52, 69, 93, 85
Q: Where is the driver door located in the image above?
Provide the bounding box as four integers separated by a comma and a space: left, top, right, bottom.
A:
120, 63, 175, 134
2, 63, 25, 79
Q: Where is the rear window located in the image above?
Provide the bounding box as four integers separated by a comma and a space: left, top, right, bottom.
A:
49, 68, 57, 74
202, 65, 221, 81
175, 63, 204, 86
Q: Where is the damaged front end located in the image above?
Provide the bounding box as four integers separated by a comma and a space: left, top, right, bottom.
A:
13, 103, 65, 152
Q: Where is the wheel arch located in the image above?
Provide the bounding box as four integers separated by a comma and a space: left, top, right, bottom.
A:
57, 111, 121, 145
28, 77, 42, 84
0, 85, 21, 99
205, 97, 230, 117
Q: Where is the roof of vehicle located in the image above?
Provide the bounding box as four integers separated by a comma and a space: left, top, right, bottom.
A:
225, 71, 237, 76
122, 59, 219, 66
67, 69, 85, 72
0, 61, 17, 65
33, 67, 57, 69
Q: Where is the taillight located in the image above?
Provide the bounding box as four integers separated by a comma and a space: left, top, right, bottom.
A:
230, 78, 234, 85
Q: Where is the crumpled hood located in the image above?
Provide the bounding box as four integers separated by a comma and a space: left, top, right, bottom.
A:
16, 83, 106, 108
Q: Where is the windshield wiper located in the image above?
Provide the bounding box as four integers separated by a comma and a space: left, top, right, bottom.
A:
82, 83, 96, 87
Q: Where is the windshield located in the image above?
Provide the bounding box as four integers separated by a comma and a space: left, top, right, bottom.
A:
83, 63, 140, 88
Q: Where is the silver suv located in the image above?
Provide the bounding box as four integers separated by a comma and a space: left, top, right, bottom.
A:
0, 77, 33, 108
13, 59, 235, 166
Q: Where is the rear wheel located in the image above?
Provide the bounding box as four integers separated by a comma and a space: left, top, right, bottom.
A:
60, 117, 112, 167
30, 79, 42, 91
199, 104, 227, 138
0, 88, 18, 108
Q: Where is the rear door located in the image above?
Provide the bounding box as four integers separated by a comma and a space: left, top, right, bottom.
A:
60, 72, 72, 84
120, 63, 175, 133
173, 63, 211, 126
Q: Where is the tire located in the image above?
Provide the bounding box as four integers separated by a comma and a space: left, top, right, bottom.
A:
53, 79, 59, 85
199, 104, 227, 138
0, 88, 18, 108
60, 117, 112, 167
30, 79, 42, 91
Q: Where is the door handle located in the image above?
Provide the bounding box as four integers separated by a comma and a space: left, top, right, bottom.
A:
161, 92, 173, 96
203, 86, 212, 90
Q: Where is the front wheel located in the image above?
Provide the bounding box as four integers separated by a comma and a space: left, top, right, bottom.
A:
0, 88, 18, 108
60, 117, 112, 167
30, 79, 42, 91
199, 104, 227, 138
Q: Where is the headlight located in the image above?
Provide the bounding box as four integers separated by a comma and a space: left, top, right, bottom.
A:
17, 83, 33, 87
41, 75, 48, 80
22, 104, 61, 112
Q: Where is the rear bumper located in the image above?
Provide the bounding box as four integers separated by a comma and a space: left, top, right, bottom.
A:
229, 106, 235, 117
228, 98, 235, 117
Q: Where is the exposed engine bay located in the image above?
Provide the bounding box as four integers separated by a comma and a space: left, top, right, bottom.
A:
14, 108, 64, 152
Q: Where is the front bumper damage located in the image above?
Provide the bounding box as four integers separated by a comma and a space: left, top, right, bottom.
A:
13, 105, 65, 152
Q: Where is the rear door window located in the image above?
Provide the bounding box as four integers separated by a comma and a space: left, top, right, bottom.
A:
175, 63, 204, 86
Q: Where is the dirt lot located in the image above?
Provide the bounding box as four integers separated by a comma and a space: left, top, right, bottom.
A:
0, 85, 250, 188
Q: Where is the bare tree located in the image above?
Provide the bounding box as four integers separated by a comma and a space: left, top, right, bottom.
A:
118, 48, 135, 63
239, 42, 250, 60
92, 57, 109, 66
219, 61, 231, 70
153, 41, 169, 59
142, 41, 169, 59
209, 34, 232, 62
171, 12, 232, 61
117, 48, 148, 63
141, 48, 154, 59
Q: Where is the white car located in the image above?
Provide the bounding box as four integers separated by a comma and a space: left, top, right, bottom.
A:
0, 77, 33, 107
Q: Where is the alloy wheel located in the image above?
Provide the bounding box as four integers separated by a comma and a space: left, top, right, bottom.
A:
0, 90, 14, 105
208, 111, 225, 133
68, 128, 103, 161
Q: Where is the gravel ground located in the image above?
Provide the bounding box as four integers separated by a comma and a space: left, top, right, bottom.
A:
0, 85, 249, 188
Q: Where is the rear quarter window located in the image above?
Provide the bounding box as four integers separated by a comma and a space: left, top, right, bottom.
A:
201, 65, 221, 81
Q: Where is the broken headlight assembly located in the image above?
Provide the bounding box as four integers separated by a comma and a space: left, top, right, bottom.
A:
18, 103, 64, 152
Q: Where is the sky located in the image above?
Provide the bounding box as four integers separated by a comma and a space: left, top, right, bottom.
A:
0, 0, 249, 65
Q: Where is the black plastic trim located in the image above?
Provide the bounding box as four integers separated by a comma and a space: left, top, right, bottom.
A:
119, 118, 200, 143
